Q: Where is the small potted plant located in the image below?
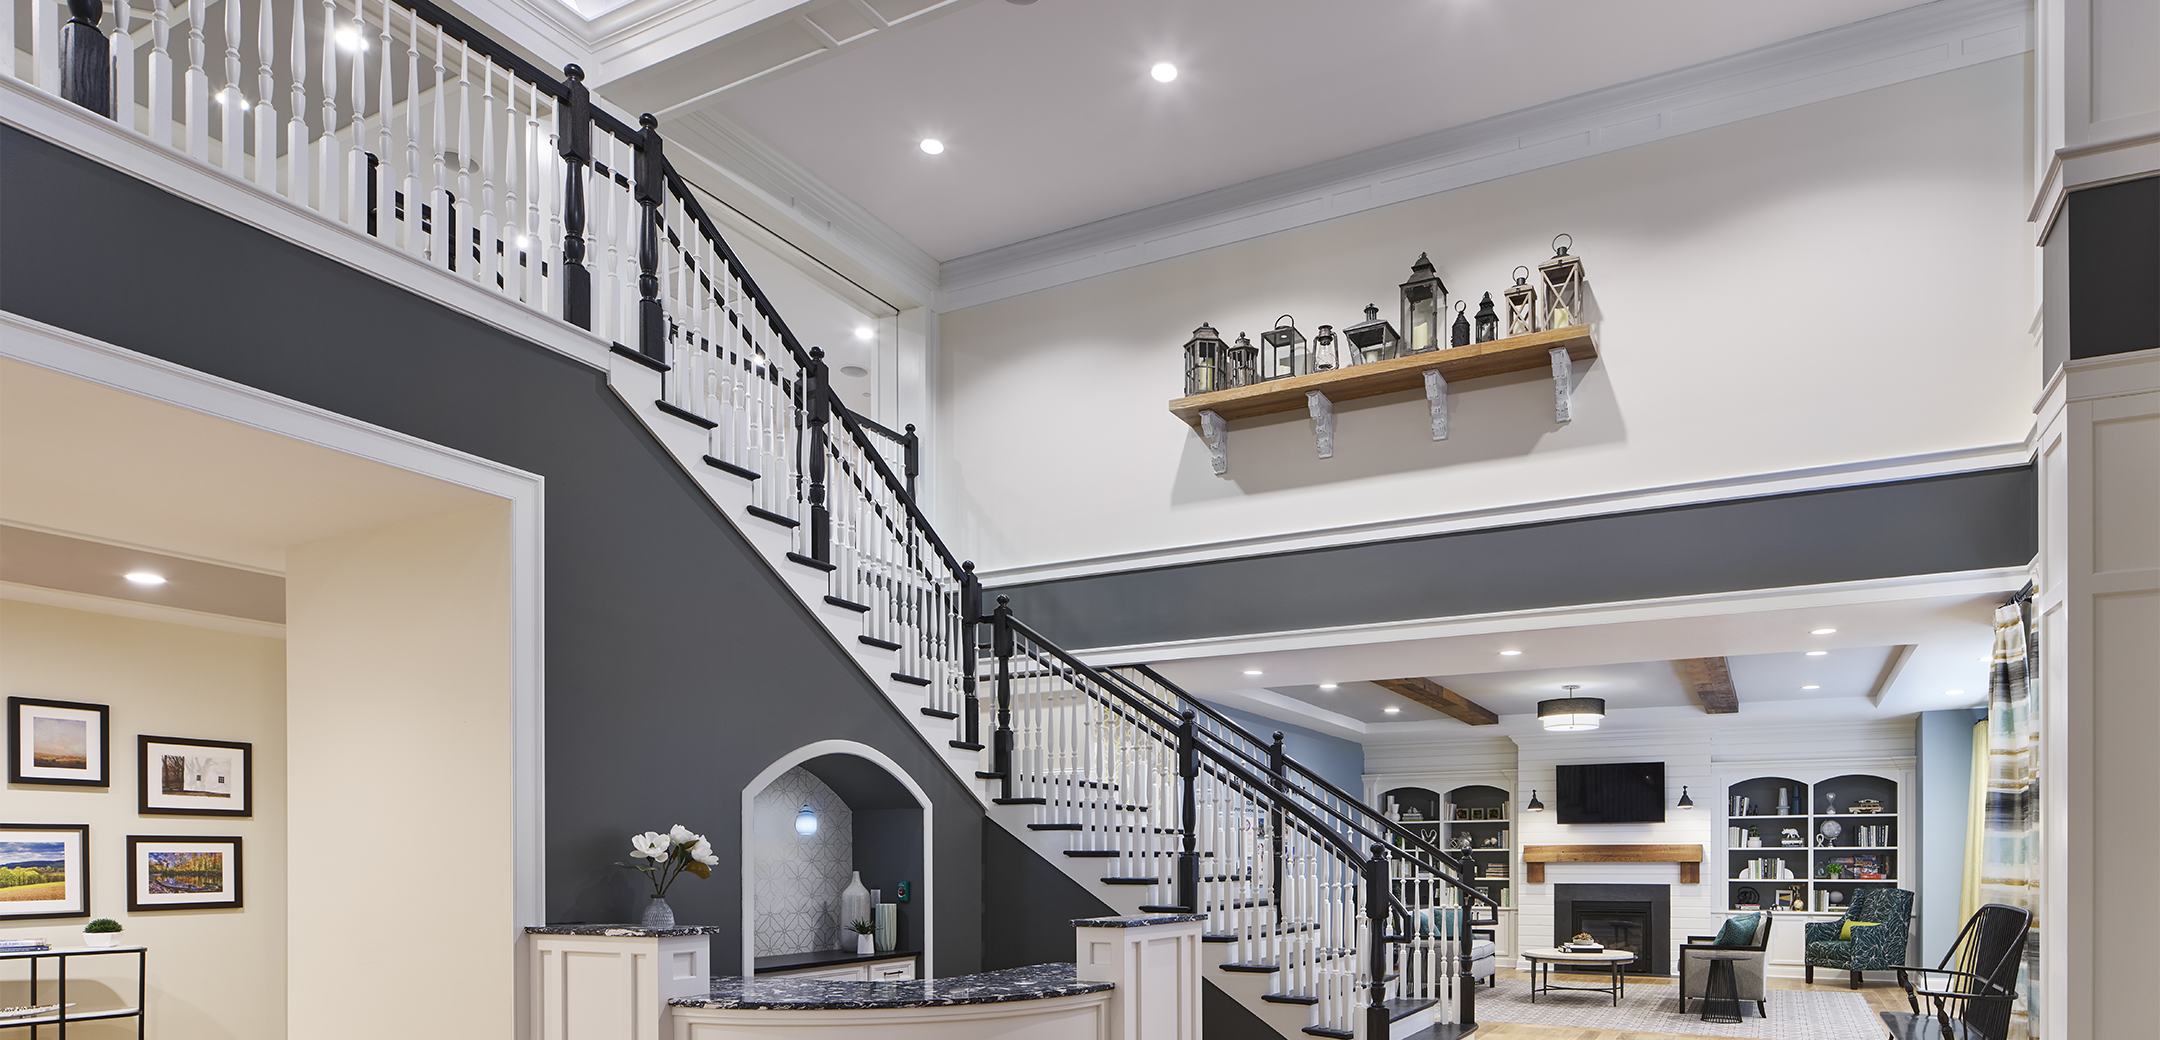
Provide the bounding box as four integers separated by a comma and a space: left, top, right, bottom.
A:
848, 918, 876, 957
83, 919, 123, 948
614, 825, 719, 929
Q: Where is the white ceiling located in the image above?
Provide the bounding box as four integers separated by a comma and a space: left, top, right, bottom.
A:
712, 0, 1931, 261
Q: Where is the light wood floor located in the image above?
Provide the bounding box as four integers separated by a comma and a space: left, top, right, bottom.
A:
1468, 968, 1904, 1040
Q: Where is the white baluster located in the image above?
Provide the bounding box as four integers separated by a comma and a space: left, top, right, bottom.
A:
525, 77, 543, 309
344, 0, 364, 228
501, 64, 519, 297
374, 0, 392, 246
401, 4, 419, 257
146, 0, 171, 143
33, 0, 57, 91
220, 0, 240, 172
477, 54, 497, 290
254, 0, 277, 189
315, 0, 337, 217
544, 81, 562, 318
1, 0, 16, 84
428, 22, 445, 267
184, 0, 207, 158
455, 39, 472, 278
111, 0, 135, 134
284, 0, 307, 203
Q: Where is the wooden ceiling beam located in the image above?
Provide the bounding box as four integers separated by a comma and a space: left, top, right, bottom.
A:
1372, 677, 1499, 726
1674, 657, 1739, 714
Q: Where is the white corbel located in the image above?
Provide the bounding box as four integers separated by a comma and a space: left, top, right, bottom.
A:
1550, 346, 1574, 424
1306, 390, 1334, 459
1424, 369, 1448, 440
1200, 409, 1229, 475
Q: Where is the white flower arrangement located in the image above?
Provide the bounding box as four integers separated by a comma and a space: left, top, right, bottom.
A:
616, 824, 719, 897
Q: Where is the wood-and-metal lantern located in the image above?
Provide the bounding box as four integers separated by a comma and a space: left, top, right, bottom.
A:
1538, 234, 1588, 329
1261, 315, 1309, 380
1450, 301, 1472, 348
1342, 303, 1399, 365
1313, 325, 1343, 371
1399, 253, 1448, 354
1503, 266, 1539, 337
1181, 322, 1229, 396
1225, 331, 1258, 388
1474, 292, 1499, 343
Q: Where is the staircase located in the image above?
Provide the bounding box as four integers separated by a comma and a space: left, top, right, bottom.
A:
9, 5, 1492, 1034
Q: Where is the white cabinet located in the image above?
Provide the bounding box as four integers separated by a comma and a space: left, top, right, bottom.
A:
760, 955, 918, 982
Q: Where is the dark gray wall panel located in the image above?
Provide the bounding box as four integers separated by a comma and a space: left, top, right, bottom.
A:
2068, 175, 2159, 360
980, 821, 1114, 970
998, 468, 2036, 650
0, 126, 981, 975
1203, 978, 1279, 1040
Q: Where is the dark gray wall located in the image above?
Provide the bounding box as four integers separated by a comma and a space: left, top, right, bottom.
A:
980, 821, 1115, 970
0, 127, 985, 975
854, 809, 926, 953
1203, 978, 1278, 1040
2068, 175, 2159, 360
997, 468, 2037, 650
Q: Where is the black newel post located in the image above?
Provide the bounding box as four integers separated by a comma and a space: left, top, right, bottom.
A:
961, 561, 981, 750
633, 113, 665, 362
557, 65, 593, 330
1459, 889, 1479, 1026
805, 347, 831, 565
1269, 731, 1287, 911
59, 0, 112, 118
1176, 710, 1200, 914
992, 596, 1015, 800
1363, 847, 1393, 1040
902, 423, 920, 500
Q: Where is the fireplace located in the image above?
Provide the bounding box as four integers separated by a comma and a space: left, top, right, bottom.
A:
1553, 884, 1670, 975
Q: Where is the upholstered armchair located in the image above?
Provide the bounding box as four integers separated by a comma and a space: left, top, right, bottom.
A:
1804, 888, 1914, 987
1679, 912, 1774, 1017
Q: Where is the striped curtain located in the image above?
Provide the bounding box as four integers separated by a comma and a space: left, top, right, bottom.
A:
1980, 601, 2040, 1036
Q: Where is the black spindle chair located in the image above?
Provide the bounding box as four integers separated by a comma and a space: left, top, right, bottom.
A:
1880, 903, 2030, 1040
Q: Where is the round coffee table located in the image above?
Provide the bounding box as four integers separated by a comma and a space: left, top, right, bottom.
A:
1520, 947, 1635, 1006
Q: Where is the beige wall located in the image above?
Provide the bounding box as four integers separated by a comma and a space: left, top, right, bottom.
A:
0, 599, 287, 1040
937, 58, 2035, 573
285, 503, 515, 1039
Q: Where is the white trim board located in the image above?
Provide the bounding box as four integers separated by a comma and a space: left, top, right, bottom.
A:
937, 0, 2031, 311
0, 579, 289, 639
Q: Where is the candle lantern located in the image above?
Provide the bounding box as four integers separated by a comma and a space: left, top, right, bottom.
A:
1180, 322, 1229, 396
1225, 331, 1258, 388
1342, 303, 1399, 365
1261, 315, 1309, 380
1450, 301, 1471, 348
1538, 234, 1588, 329
1474, 292, 1499, 343
1313, 325, 1344, 371
1398, 253, 1449, 354
1503, 266, 1539, 337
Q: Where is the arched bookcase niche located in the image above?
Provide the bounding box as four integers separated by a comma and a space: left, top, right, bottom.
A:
1722, 771, 1902, 914
1371, 779, 1520, 958
1443, 785, 1514, 909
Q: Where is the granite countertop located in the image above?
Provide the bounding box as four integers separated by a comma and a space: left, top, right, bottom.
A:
525, 924, 729, 938
672, 963, 1112, 1010
1071, 913, 1208, 928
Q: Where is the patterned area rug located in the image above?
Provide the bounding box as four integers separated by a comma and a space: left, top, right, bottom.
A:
1471, 977, 1882, 1039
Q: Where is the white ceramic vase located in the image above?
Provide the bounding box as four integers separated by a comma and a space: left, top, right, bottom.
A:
837, 871, 869, 950
84, 932, 118, 948
856, 932, 875, 956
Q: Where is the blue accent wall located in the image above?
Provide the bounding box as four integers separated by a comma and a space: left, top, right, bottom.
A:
1200, 700, 1366, 797
1916, 708, 1984, 964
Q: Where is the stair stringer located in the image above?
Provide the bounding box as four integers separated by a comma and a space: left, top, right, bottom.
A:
601, 353, 989, 801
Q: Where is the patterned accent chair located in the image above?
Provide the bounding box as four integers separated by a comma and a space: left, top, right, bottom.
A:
1804, 888, 1914, 988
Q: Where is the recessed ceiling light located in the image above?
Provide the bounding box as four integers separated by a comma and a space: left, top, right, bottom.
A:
124, 572, 166, 585
1150, 62, 1178, 83
1318, 683, 1338, 690
1801, 685, 1820, 690
1806, 650, 1828, 656
853, 325, 874, 341
1811, 628, 1837, 635
1242, 669, 1263, 676
1383, 706, 1400, 714
919, 138, 944, 155
1499, 650, 1523, 657
839, 365, 869, 378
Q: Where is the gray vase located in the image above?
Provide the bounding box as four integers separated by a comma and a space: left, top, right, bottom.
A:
642, 897, 675, 929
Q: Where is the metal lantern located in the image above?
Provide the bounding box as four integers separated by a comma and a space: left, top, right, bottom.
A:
1225, 331, 1258, 387
1538, 234, 1588, 329
1474, 292, 1499, 343
1398, 253, 1449, 355
1450, 301, 1471, 348
1261, 315, 1309, 380
1503, 266, 1539, 337
1313, 324, 1343, 371
1341, 303, 1399, 365
1180, 322, 1228, 396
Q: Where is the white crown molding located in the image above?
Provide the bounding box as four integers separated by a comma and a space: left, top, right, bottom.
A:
980, 440, 2033, 587
938, 0, 2032, 311
0, 580, 289, 639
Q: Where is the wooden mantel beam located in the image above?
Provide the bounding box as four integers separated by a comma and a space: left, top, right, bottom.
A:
1523, 844, 1704, 884
1372, 677, 1499, 726
1674, 657, 1738, 714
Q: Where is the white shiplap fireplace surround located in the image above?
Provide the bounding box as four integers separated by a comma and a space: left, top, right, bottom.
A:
1366, 717, 1917, 971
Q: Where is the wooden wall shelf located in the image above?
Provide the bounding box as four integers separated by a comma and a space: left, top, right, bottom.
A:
1167, 324, 1597, 474
1523, 844, 1703, 884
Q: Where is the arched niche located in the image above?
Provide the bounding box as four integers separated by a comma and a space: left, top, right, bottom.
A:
740, 741, 932, 977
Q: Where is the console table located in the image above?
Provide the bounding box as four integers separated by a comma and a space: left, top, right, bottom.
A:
0, 945, 147, 1036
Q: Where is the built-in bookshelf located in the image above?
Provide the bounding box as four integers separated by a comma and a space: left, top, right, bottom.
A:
1444, 784, 1513, 909
1724, 772, 1902, 912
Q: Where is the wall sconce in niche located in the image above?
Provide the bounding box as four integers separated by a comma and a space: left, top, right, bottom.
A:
794, 805, 819, 837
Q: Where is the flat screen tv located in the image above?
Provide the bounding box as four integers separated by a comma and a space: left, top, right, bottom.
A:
1555, 762, 1666, 824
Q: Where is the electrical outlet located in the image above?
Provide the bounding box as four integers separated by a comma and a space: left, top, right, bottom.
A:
896, 881, 910, 903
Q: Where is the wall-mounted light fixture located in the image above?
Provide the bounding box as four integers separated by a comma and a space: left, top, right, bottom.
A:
1525, 790, 1545, 812
1678, 785, 1694, 810
794, 805, 819, 837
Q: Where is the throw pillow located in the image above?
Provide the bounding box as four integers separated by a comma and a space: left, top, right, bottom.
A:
1714, 912, 1761, 947
1840, 920, 1882, 942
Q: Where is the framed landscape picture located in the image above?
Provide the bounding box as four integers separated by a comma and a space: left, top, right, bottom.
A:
138, 736, 253, 817
7, 697, 110, 787
127, 835, 242, 911
0, 823, 90, 920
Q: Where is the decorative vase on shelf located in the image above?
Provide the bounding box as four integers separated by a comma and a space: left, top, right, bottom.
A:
856, 931, 875, 956
642, 897, 675, 929
838, 872, 870, 950
85, 932, 118, 948
874, 903, 897, 952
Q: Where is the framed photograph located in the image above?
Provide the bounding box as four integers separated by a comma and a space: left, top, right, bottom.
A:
1469, 808, 1487, 821
7, 697, 110, 787
1452, 807, 1468, 821
0, 823, 90, 920
138, 736, 253, 817
127, 835, 242, 911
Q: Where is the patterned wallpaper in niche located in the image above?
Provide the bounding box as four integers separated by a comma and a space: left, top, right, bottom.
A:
752, 767, 854, 957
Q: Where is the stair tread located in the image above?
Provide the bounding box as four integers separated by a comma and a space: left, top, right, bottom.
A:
655, 400, 718, 429
976, 771, 1006, 780
1063, 850, 1119, 858
1385, 998, 1439, 1022
1217, 962, 1282, 973
822, 594, 870, 612
701, 455, 759, 481
1138, 905, 1191, 914
611, 343, 669, 371
949, 740, 985, 751
1302, 1027, 1352, 1040
1260, 992, 1319, 1005
893, 673, 934, 687
994, 797, 1048, 806
1100, 877, 1160, 885
786, 551, 835, 572
858, 635, 902, 651
746, 505, 799, 529
1028, 823, 1083, 831
919, 706, 959, 719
